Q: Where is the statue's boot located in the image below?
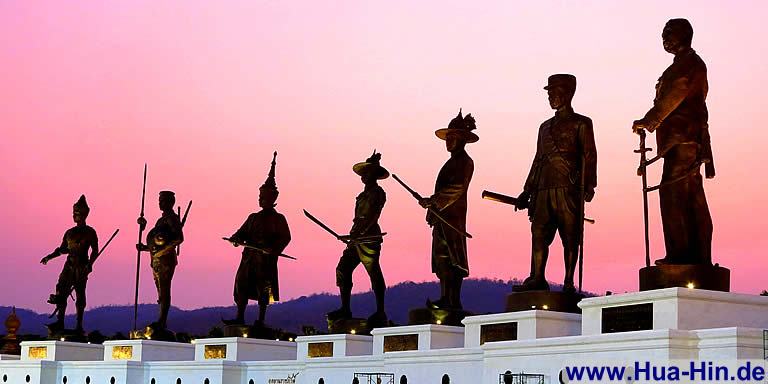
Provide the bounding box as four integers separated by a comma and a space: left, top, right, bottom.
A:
367, 311, 387, 327
327, 307, 352, 319
654, 257, 678, 266
562, 281, 577, 294
426, 297, 449, 309
222, 316, 245, 326
329, 286, 353, 319
517, 276, 550, 291
46, 319, 64, 331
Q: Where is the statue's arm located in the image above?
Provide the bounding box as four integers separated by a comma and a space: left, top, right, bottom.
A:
41, 233, 68, 264
88, 229, 100, 266
274, 215, 292, 254
582, 118, 598, 197
522, 128, 544, 194
642, 66, 702, 132
429, 159, 473, 210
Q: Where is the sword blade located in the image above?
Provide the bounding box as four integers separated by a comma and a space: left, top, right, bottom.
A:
303, 209, 342, 240
222, 237, 297, 260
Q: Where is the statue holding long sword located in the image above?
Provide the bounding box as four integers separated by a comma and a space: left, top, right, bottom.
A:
395, 109, 477, 312
304, 150, 390, 328
223, 152, 292, 329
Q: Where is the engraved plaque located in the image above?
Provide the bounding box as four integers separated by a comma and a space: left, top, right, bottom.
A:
204, 344, 228, 359
602, 303, 653, 333
111, 346, 133, 360
480, 322, 518, 344
307, 342, 333, 358
28, 346, 48, 359
383, 334, 418, 352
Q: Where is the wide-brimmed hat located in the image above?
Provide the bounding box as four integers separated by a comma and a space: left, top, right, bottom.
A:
543, 74, 577, 95
353, 150, 389, 180
434, 109, 479, 143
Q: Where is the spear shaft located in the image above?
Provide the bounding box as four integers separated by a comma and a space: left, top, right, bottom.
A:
133, 164, 147, 331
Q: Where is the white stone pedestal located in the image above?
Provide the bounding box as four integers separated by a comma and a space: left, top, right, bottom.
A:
193, 337, 296, 361
0, 354, 20, 360
579, 287, 768, 335
462, 310, 581, 347
295, 334, 372, 360
102, 340, 194, 362
371, 324, 464, 355
20, 341, 103, 361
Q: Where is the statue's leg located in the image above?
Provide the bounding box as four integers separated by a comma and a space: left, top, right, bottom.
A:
49, 269, 71, 329
228, 258, 248, 324
530, 209, 557, 283
74, 279, 87, 332
450, 272, 463, 309
329, 248, 357, 318
689, 173, 713, 264
659, 147, 695, 263
556, 188, 579, 291
362, 256, 386, 314
257, 296, 268, 325
157, 263, 175, 329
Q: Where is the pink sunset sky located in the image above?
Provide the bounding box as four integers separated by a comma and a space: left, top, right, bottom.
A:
2, 1, 767, 313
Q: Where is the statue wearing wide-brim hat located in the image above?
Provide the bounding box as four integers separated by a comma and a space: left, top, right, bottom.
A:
353, 151, 390, 180
434, 109, 479, 144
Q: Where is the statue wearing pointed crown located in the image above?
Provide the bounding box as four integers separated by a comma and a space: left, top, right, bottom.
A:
224, 152, 292, 327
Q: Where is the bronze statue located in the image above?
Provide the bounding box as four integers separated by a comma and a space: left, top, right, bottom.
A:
136, 190, 184, 330
40, 195, 99, 333
224, 152, 291, 327
632, 18, 714, 265
327, 151, 389, 325
515, 74, 597, 293
419, 110, 477, 310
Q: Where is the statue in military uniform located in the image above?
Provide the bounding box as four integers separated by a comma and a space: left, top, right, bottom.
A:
419, 110, 477, 310
40, 195, 99, 333
136, 191, 184, 330
327, 151, 389, 325
224, 152, 291, 327
515, 74, 597, 293
632, 18, 714, 265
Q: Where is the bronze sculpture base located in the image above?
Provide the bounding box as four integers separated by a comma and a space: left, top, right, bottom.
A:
505, 290, 584, 313
408, 307, 470, 326
222, 323, 292, 340
47, 328, 87, 343
327, 317, 370, 335
639, 264, 730, 292
130, 325, 176, 342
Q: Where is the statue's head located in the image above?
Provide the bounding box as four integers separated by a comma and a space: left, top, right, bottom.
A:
259, 152, 279, 209
544, 74, 576, 110
159, 191, 175, 212
72, 195, 90, 224
435, 109, 478, 152
353, 150, 389, 185
663, 18, 693, 54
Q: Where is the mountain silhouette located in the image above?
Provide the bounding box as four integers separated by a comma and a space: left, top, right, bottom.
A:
1, 278, 586, 337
